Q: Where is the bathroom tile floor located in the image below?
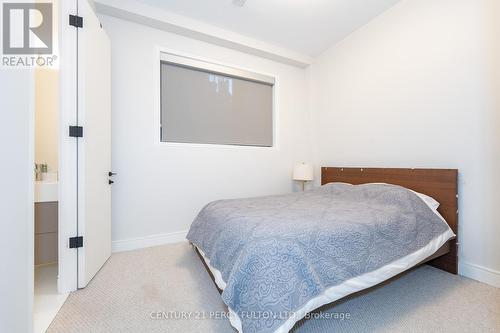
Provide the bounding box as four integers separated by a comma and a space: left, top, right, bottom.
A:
34, 264, 68, 333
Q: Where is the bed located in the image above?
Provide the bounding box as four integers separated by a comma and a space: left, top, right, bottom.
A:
187, 167, 458, 333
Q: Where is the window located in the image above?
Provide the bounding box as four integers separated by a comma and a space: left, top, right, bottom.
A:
160, 53, 275, 147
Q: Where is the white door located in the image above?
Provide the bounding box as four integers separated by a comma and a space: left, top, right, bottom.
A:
77, 0, 112, 288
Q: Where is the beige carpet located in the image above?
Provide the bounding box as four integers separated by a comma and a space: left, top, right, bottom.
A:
48, 242, 500, 333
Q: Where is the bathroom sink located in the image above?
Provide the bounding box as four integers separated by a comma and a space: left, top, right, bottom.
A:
35, 181, 58, 203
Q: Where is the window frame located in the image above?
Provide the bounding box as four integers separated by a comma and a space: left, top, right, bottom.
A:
155, 48, 278, 150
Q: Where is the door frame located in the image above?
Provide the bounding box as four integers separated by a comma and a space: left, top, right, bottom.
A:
57, 0, 79, 293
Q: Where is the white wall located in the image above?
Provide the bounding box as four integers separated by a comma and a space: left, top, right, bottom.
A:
0, 70, 34, 332
101, 0, 499, 285
35, 68, 59, 173
309, 0, 500, 284
98, 15, 312, 244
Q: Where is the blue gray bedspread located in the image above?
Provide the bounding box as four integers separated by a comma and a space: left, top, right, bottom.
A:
186, 183, 451, 333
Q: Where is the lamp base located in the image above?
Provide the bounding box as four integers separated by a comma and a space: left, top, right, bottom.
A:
293, 180, 309, 192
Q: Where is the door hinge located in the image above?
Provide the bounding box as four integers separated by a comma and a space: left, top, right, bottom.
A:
69, 236, 83, 249
69, 14, 83, 28
69, 126, 83, 138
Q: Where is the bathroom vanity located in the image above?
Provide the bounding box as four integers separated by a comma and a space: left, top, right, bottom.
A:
35, 181, 58, 265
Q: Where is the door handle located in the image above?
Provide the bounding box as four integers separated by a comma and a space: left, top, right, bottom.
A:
108, 180, 114, 185
108, 171, 117, 177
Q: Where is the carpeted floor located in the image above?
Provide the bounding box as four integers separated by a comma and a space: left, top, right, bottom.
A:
48, 242, 500, 333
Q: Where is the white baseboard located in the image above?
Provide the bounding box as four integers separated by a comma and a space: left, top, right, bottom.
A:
112, 230, 188, 253
460, 261, 500, 288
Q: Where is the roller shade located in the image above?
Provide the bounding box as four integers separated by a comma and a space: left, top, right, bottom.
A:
160, 56, 274, 147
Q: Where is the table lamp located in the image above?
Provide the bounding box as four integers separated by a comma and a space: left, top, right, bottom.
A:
293, 163, 313, 191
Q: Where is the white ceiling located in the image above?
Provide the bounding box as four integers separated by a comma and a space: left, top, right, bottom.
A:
134, 0, 402, 57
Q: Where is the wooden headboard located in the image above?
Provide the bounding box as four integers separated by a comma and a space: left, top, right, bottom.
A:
322, 167, 458, 274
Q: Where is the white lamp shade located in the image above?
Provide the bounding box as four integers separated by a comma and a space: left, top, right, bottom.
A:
293, 163, 314, 181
